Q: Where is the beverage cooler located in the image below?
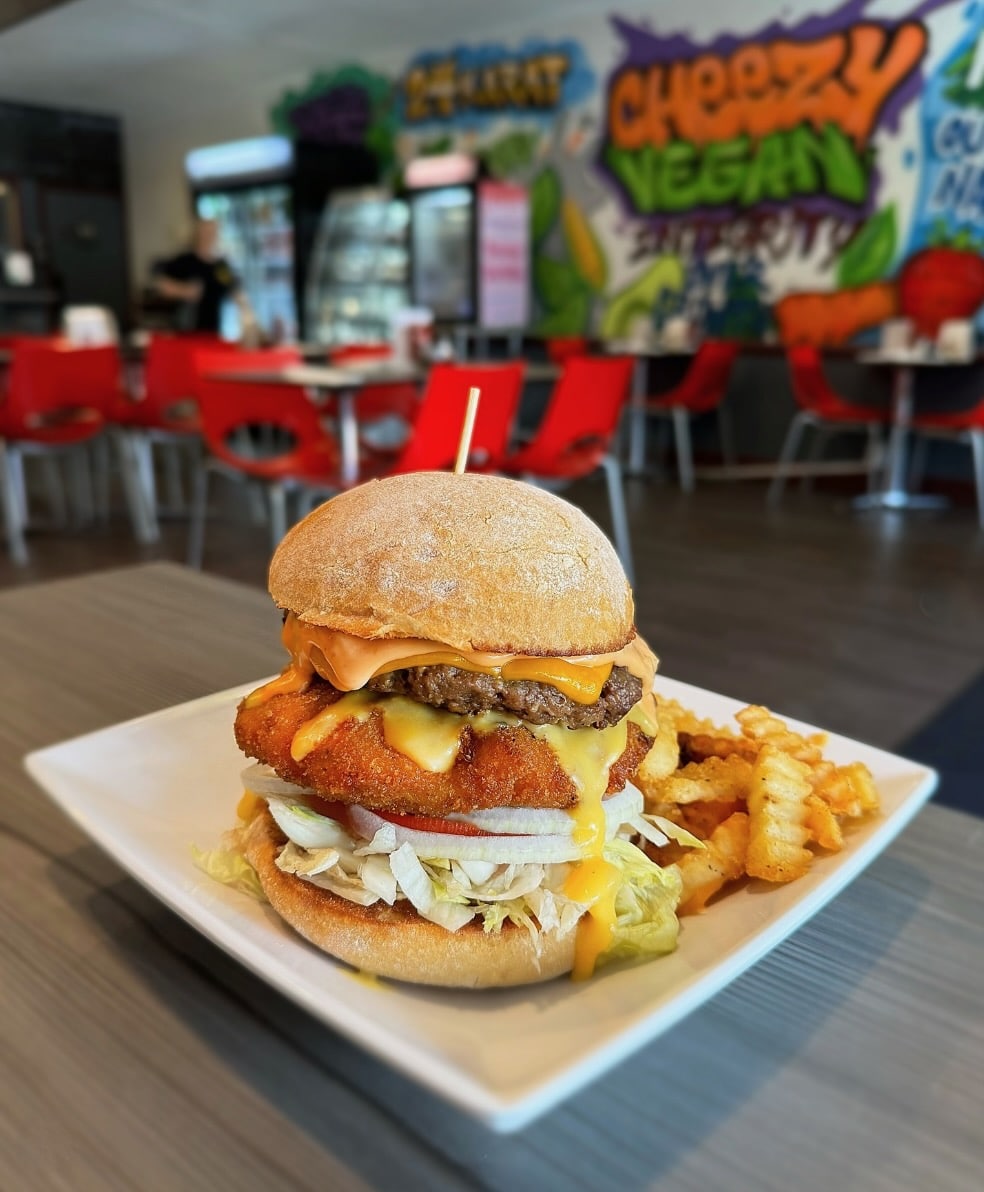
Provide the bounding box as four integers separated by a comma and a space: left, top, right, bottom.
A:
304, 189, 409, 347
404, 156, 530, 329
185, 136, 377, 340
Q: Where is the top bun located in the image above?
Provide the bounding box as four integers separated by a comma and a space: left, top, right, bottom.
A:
269, 472, 634, 656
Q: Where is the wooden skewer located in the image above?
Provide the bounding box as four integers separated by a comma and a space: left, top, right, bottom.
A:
454, 386, 482, 474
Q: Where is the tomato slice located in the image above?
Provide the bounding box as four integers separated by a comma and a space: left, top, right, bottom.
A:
307, 794, 353, 824
374, 810, 493, 837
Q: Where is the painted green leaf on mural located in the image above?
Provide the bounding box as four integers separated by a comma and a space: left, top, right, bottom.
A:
599, 257, 685, 340
943, 46, 984, 109
534, 255, 588, 312
530, 167, 562, 246
481, 130, 540, 179
561, 198, 608, 293
836, 204, 897, 289
534, 289, 593, 336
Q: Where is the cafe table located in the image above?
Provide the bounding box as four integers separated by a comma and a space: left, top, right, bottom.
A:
856, 348, 984, 512
3, 562, 981, 1191
204, 360, 423, 488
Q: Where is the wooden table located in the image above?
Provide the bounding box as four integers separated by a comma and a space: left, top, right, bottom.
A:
3, 563, 982, 1191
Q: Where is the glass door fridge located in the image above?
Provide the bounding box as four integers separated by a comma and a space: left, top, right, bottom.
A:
305, 189, 409, 347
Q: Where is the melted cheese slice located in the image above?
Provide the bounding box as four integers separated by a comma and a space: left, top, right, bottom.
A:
245, 615, 657, 709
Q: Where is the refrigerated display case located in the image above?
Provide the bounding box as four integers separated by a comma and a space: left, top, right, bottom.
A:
304, 189, 409, 347
405, 157, 529, 329
195, 184, 295, 341
186, 136, 378, 341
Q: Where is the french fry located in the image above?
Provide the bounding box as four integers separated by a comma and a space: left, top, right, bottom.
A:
811, 760, 879, 818
635, 708, 680, 789
679, 731, 759, 765
657, 697, 723, 738
745, 745, 813, 882
641, 755, 753, 807
678, 798, 745, 841
736, 705, 826, 765
805, 793, 844, 851
674, 812, 750, 915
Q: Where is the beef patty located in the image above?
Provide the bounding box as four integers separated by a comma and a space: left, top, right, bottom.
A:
367, 663, 641, 729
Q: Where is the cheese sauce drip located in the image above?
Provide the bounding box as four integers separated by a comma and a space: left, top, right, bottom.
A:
245, 615, 657, 709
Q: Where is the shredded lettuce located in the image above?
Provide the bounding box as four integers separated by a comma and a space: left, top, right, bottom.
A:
598, 838, 682, 967
191, 833, 266, 902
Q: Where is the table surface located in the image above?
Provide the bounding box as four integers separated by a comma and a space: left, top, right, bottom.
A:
857, 348, 984, 367
2, 563, 981, 1192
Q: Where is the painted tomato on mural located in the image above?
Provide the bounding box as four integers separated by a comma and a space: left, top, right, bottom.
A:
898, 247, 984, 337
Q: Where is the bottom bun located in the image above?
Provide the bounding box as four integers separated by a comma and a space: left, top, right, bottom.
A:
243, 808, 577, 988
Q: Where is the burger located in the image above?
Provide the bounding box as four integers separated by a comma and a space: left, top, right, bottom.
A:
223, 471, 683, 987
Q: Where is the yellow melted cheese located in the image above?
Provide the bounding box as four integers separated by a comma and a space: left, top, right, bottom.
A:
244, 616, 659, 710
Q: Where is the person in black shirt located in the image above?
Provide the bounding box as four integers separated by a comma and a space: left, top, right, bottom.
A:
152, 217, 239, 333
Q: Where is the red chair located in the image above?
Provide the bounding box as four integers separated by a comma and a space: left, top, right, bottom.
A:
634, 340, 740, 491
767, 345, 888, 506
327, 344, 420, 457
545, 337, 589, 364
379, 362, 525, 475
0, 340, 154, 563
908, 399, 984, 529
499, 355, 636, 581
187, 346, 340, 566
112, 333, 220, 524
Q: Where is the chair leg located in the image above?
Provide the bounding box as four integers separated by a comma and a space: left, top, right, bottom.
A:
187, 460, 210, 568
767, 412, 811, 507
670, 407, 695, 493
0, 443, 29, 565
132, 433, 158, 519
5, 443, 29, 529
716, 403, 737, 467
268, 482, 289, 551
800, 427, 828, 493
114, 430, 160, 544
600, 454, 635, 587
40, 453, 68, 527
969, 431, 984, 531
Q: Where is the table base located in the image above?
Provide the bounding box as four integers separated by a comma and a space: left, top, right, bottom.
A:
852, 490, 949, 512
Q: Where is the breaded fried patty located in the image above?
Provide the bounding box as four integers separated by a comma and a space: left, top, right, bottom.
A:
234, 681, 652, 815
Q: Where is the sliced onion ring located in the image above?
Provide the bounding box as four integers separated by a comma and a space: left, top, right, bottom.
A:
348, 805, 582, 864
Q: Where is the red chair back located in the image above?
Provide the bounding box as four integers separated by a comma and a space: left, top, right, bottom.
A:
142, 334, 222, 420
329, 344, 392, 365
660, 340, 739, 413
0, 340, 120, 443
194, 347, 339, 482
504, 355, 635, 476
786, 344, 843, 417
389, 363, 525, 473
545, 337, 589, 364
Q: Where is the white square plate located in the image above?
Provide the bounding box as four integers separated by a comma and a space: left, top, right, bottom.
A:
25, 677, 936, 1131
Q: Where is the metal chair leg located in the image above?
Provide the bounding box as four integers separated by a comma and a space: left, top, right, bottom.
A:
865, 425, 886, 494
670, 406, 695, 493
40, 454, 68, 527
969, 430, 984, 531
268, 482, 289, 550
114, 430, 159, 544
187, 460, 210, 568
767, 412, 811, 507
600, 454, 635, 587
90, 434, 112, 522
0, 443, 29, 565
5, 443, 29, 529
